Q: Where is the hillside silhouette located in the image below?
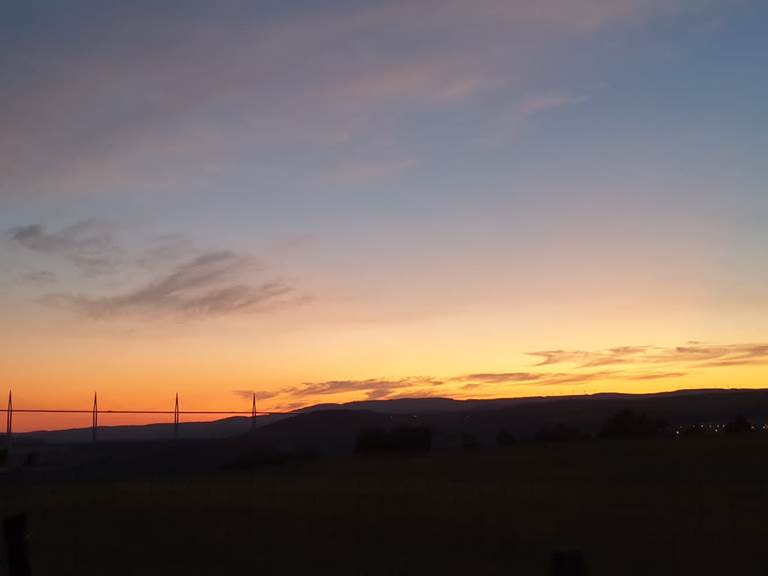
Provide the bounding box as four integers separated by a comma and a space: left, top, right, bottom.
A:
16, 388, 768, 448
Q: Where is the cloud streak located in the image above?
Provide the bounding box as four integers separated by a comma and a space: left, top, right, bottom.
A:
233, 390, 283, 402
287, 377, 444, 400
249, 365, 695, 405
528, 343, 768, 369
456, 372, 543, 384
10, 221, 120, 275
0, 0, 696, 200
519, 93, 588, 117
51, 250, 297, 319
245, 341, 767, 406
243, 377, 445, 402
9, 220, 304, 320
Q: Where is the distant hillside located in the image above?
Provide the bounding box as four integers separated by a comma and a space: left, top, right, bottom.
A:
13, 388, 768, 448
250, 388, 768, 453
18, 413, 290, 444
302, 397, 466, 414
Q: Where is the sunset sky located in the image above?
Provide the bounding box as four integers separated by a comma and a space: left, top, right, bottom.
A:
1, 1, 767, 431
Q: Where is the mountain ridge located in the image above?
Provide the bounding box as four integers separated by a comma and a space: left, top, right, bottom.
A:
12, 387, 765, 444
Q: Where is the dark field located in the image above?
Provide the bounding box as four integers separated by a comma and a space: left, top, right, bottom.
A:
3, 435, 768, 575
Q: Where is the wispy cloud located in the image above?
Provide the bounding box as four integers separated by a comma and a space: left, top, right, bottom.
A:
455, 372, 543, 384
9, 220, 305, 320
245, 341, 767, 407
289, 377, 444, 400
232, 390, 282, 402
519, 93, 588, 117
626, 372, 689, 381
479, 90, 590, 145
245, 377, 444, 402
322, 59, 482, 107
0, 0, 694, 200
528, 343, 768, 369
135, 234, 196, 269
455, 371, 636, 388
466, 0, 667, 31
332, 158, 417, 184
18, 271, 57, 285
50, 250, 298, 319
9, 221, 120, 275
248, 364, 694, 405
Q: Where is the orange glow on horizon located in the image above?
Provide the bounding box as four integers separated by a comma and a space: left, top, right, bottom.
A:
4, 360, 766, 433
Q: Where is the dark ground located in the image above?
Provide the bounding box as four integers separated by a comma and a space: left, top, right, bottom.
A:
3, 434, 768, 575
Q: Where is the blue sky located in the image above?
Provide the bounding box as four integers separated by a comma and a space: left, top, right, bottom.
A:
1, 0, 767, 422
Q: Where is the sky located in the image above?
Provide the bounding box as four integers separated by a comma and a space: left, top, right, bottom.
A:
1, 0, 767, 431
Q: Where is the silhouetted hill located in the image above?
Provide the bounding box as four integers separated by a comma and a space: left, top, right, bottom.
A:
8, 388, 768, 481
301, 397, 465, 414
246, 409, 411, 454
14, 388, 768, 449
249, 388, 768, 452
19, 414, 290, 444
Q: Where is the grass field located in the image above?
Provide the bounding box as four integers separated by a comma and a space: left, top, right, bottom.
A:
3, 435, 768, 575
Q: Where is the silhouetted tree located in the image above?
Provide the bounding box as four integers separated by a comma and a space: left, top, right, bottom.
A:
599, 409, 666, 438
390, 426, 431, 452
496, 430, 516, 447
356, 426, 431, 454
355, 428, 388, 453
724, 414, 754, 434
